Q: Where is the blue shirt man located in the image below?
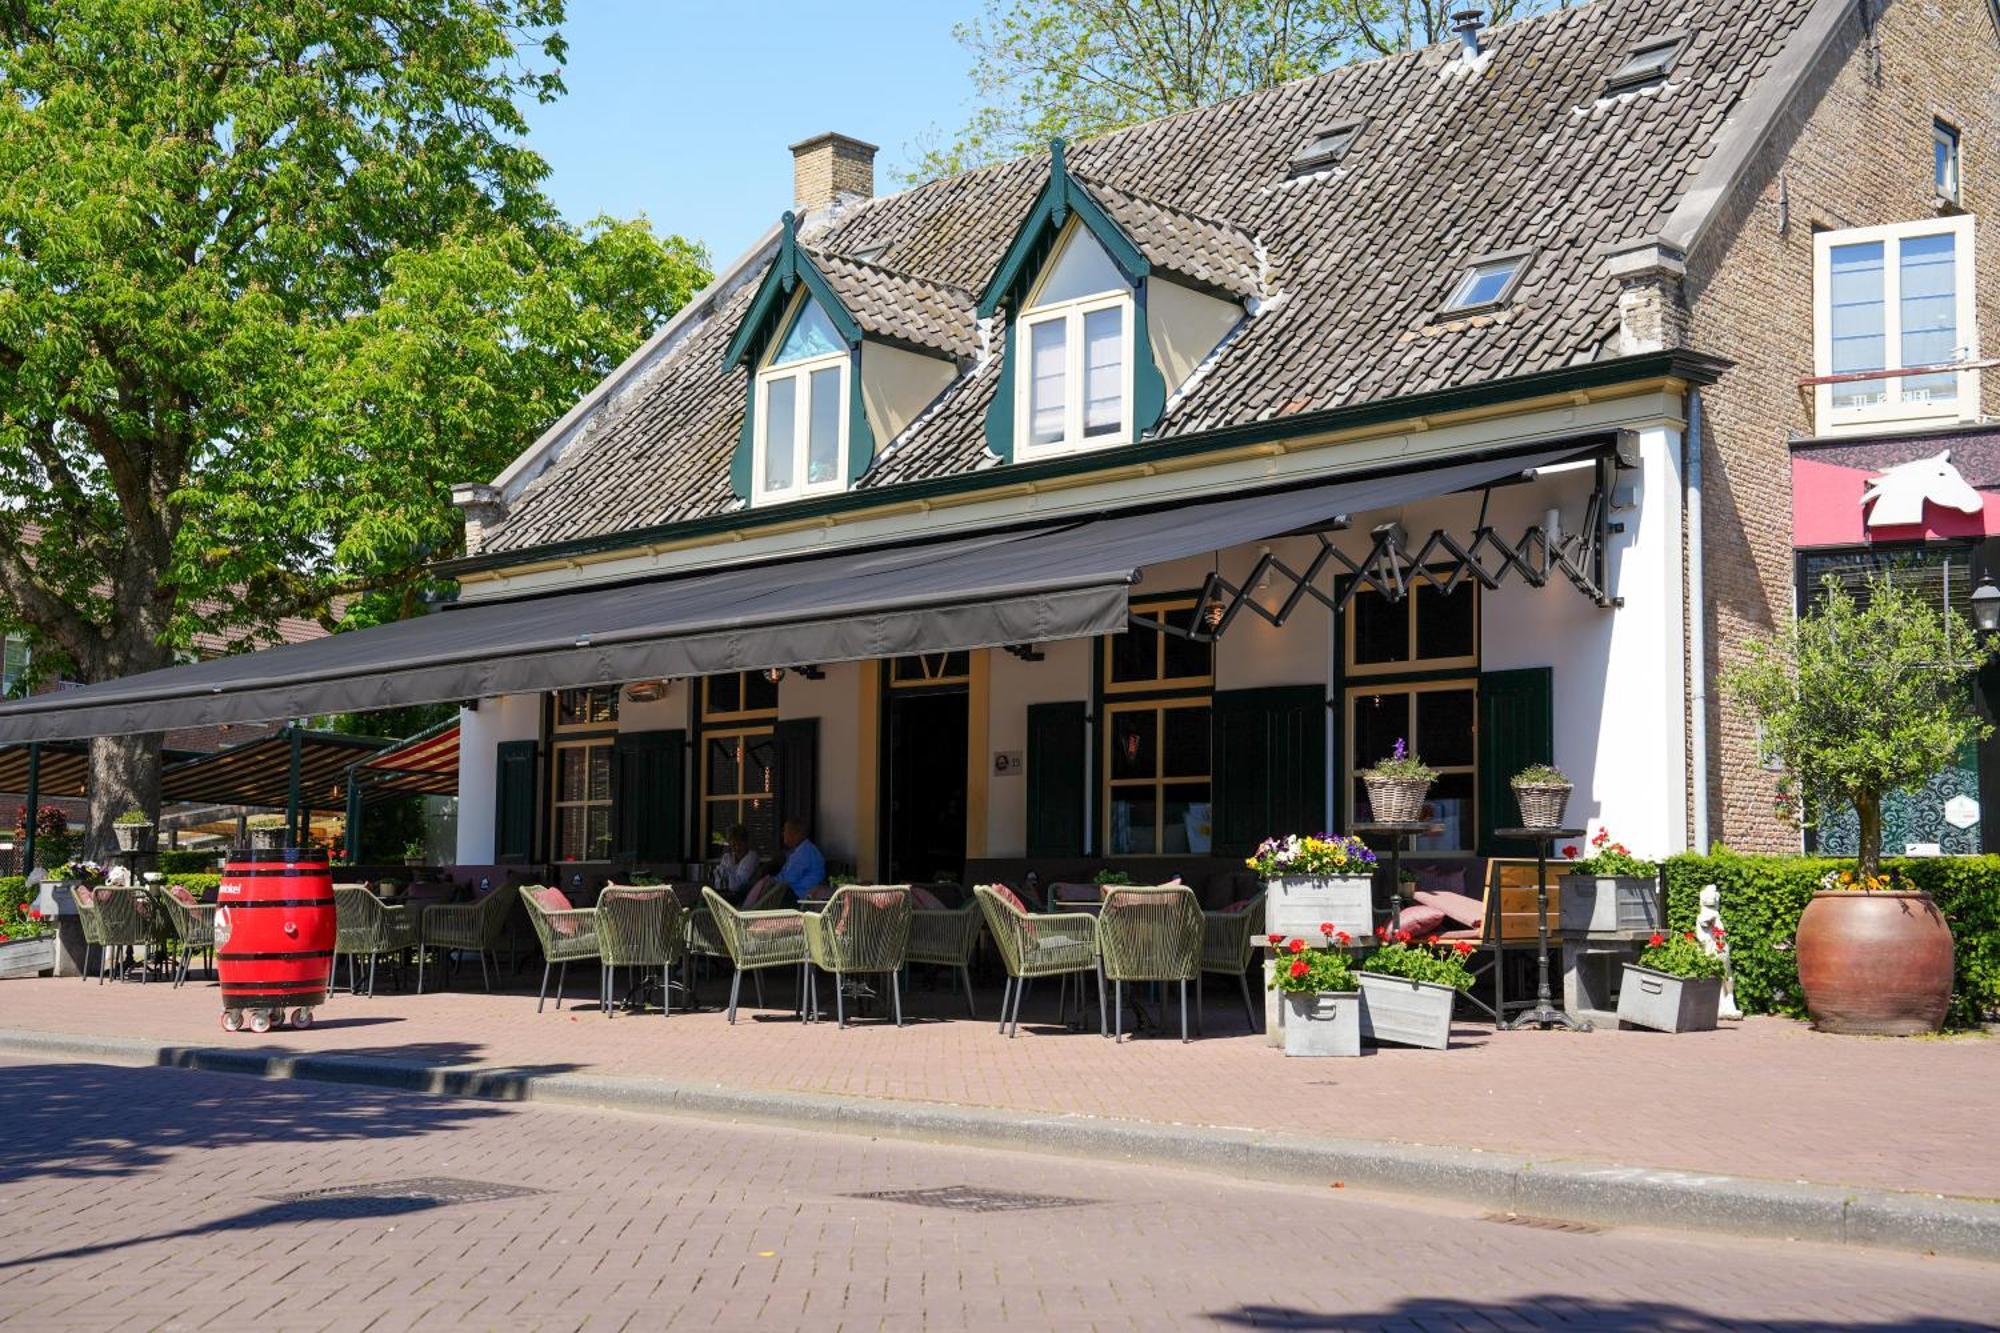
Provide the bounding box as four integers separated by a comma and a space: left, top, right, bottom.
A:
770, 819, 826, 900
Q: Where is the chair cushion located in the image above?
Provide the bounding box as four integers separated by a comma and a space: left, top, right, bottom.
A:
166, 883, 199, 907
1413, 888, 1484, 929
987, 884, 1029, 915
528, 887, 579, 937
911, 885, 946, 910
1397, 903, 1448, 937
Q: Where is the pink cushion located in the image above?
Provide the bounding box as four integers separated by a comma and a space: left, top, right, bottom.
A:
1396, 903, 1447, 938
166, 883, 199, 907
1049, 882, 1099, 906
1413, 888, 1484, 929
986, 884, 1028, 915
911, 886, 946, 910
528, 887, 579, 937
1437, 927, 1481, 941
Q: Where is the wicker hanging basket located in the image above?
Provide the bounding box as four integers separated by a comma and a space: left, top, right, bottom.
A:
1363, 776, 1431, 824
1511, 781, 1573, 829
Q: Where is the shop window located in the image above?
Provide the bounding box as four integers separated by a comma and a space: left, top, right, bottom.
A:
1813, 216, 1978, 431
1104, 598, 1214, 694
554, 685, 618, 728
1105, 698, 1213, 856
1345, 682, 1478, 852
552, 740, 613, 862
700, 671, 781, 853
1345, 582, 1478, 676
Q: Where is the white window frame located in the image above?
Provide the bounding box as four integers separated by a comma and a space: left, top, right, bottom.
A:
1813, 215, 1979, 433
1013, 229, 1137, 460
752, 299, 850, 505
1935, 119, 1962, 202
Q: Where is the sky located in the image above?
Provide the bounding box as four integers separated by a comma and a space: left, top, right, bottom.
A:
521, 1, 984, 267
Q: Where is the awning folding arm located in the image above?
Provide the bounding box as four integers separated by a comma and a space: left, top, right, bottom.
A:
1156, 457, 1619, 644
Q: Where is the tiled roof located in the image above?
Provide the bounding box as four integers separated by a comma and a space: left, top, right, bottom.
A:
482, 0, 1820, 555
806, 249, 978, 361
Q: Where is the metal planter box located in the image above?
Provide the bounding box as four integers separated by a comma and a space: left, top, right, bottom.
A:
0, 935, 57, 980
1282, 991, 1361, 1057
1265, 875, 1374, 944
1559, 874, 1662, 935
1357, 971, 1456, 1050
1617, 965, 1722, 1033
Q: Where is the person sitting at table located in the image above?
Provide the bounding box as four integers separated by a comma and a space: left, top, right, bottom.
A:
711, 823, 761, 901
743, 818, 825, 908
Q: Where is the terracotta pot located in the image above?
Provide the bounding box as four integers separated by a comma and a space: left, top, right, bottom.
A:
1794, 890, 1953, 1035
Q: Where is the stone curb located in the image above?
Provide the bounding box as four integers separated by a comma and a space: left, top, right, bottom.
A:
6, 1027, 1996, 1263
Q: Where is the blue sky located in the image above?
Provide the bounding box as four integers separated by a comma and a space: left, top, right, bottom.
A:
522, 1, 981, 265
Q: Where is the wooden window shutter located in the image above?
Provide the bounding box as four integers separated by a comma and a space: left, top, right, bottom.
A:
1477, 667, 1554, 856
494, 738, 539, 865
612, 730, 686, 867
1025, 701, 1087, 858
1213, 686, 1326, 857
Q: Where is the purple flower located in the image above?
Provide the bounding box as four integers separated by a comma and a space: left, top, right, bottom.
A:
1392, 738, 1407, 761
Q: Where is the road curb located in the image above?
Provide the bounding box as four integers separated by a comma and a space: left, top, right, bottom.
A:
6, 1026, 1996, 1263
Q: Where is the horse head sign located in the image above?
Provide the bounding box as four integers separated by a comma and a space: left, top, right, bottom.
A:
1861, 450, 1985, 528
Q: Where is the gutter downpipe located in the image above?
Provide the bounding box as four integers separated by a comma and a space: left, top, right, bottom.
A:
1687, 390, 1710, 853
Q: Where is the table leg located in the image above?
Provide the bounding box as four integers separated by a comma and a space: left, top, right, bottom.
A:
1507, 837, 1592, 1032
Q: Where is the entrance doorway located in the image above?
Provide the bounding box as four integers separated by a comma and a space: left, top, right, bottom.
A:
884, 688, 969, 884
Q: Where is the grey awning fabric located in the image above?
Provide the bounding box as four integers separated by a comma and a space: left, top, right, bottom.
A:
0, 444, 1584, 742
159, 730, 393, 811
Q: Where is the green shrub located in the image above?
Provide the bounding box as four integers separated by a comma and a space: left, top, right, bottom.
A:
159, 849, 222, 874
0, 874, 48, 938
1664, 851, 2000, 1030
162, 873, 222, 901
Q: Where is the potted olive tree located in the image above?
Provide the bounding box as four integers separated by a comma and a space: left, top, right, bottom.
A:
1726, 575, 1989, 1034
1268, 932, 1361, 1057
245, 814, 289, 851
1358, 738, 1434, 823
1558, 826, 1663, 935
112, 809, 154, 853
1250, 834, 1378, 941
1357, 930, 1477, 1049
1618, 930, 1726, 1033
1510, 762, 1572, 829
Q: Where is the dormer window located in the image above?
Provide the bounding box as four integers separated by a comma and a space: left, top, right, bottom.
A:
1604, 35, 1681, 96
1015, 224, 1135, 456
755, 295, 849, 500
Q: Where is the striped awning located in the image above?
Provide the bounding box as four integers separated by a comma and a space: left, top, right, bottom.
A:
159, 729, 393, 812
353, 720, 460, 802
0, 740, 204, 800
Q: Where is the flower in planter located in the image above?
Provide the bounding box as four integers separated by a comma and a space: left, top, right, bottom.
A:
1267, 939, 1358, 994
1287, 938, 1305, 955
1360, 738, 1437, 783
1360, 936, 1477, 991
1246, 833, 1377, 879
1288, 959, 1309, 979
1563, 827, 1660, 879
1636, 930, 1726, 980
1267, 932, 1284, 947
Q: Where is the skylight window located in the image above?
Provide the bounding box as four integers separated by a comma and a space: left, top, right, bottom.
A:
1442, 251, 1530, 314
1288, 119, 1364, 176
1604, 35, 1681, 95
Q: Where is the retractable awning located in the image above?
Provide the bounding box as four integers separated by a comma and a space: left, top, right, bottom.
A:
158, 729, 394, 811
0, 740, 204, 798
351, 719, 461, 801
0, 444, 1588, 743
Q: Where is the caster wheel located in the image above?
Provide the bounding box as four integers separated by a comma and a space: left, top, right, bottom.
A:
248, 1009, 272, 1034
221, 1010, 242, 1033
290, 1008, 314, 1030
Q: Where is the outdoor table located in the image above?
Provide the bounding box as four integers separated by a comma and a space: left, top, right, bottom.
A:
1494, 826, 1591, 1032
1352, 821, 1443, 937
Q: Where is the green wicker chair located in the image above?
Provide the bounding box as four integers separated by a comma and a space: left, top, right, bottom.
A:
520, 885, 601, 1014
700, 886, 810, 1024
332, 885, 416, 998
596, 885, 684, 1018
417, 883, 516, 993
156, 884, 217, 988
1200, 892, 1266, 1032
95, 887, 155, 984
972, 885, 1101, 1039
905, 902, 983, 1018
1098, 885, 1204, 1043
802, 886, 913, 1028
69, 884, 109, 984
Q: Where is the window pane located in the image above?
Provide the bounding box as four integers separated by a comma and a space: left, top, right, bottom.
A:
706, 673, 741, 716
772, 297, 843, 364
743, 669, 779, 712
587, 805, 612, 861
808, 365, 843, 482
1416, 583, 1475, 660
556, 807, 586, 862
1416, 689, 1476, 768
1028, 318, 1067, 445
1900, 232, 1958, 406
1110, 710, 1158, 781
1035, 228, 1126, 306
1109, 790, 1158, 856
1450, 258, 1518, 309
743, 793, 778, 854
1352, 592, 1409, 666
706, 737, 740, 797
1162, 783, 1211, 855
1083, 306, 1123, 437
764, 375, 797, 491
586, 745, 612, 802
1159, 605, 1213, 680
1351, 691, 1410, 772
1417, 773, 1475, 852
744, 734, 777, 803
557, 747, 587, 802
1829, 241, 1886, 409
1162, 706, 1211, 778
1109, 619, 1159, 684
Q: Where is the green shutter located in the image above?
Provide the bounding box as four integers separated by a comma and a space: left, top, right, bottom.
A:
1478, 667, 1555, 856
1026, 701, 1087, 857
774, 717, 820, 838
612, 730, 686, 868
1213, 686, 1326, 857
494, 739, 538, 865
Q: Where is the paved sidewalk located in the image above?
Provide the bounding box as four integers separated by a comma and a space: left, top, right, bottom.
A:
2, 973, 1993, 1204
3, 1056, 1997, 1331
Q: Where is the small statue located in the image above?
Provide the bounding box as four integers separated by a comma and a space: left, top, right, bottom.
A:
105, 863, 133, 887
1696, 883, 1743, 1020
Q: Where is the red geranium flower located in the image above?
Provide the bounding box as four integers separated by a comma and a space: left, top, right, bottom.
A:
1648, 932, 1665, 947
1289, 959, 1309, 978
1684, 931, 1696, 941
1335, 931, 1351, 947
1395, 929, 1412, 945
1562, 845, 1579, 859
25, 906, 39, 920
1319, 922, 1334, 936
1288, 938, 1306, 955
1453, 940, 1474, 956
1267, 933, 1283, 947
1374, 925, 1388, 941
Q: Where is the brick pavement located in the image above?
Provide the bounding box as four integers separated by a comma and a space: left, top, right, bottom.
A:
2, 970, 1995, 1203
1, 1057, 1996, 1331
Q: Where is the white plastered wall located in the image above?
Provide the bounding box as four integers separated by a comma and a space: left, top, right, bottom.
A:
454, 693, 543, 864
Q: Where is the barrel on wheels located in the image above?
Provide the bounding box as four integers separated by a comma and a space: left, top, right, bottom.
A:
216, 847, 334, 1032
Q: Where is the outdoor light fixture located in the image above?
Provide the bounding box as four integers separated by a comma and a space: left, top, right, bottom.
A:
623, 679, 667, 703
1973, 575, 2000, 633
1201, 594, 1227, 630
763, 666, 785, 684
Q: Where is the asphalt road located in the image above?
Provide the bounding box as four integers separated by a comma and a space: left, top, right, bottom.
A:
1, 1056, 1995, 1331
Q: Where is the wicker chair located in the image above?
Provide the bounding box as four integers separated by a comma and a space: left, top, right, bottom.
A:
1200, 892, 1266, 1031
596, 885, 684, 1018
332, 884, 416, 998
905, 902, 983, 1018
700, 886, 810, 1024
972, 885, 1101, 1038
1098, 885, 1205, 1042
70, 885, 109, 984
803, 886, 914, 1027
417, 883, 516, 993
156, 885, 217, 988
520, 885, 601, 1014
95, 888, 155, 984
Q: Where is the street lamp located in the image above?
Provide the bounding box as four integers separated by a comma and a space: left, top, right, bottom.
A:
1972, 575, 2000, 633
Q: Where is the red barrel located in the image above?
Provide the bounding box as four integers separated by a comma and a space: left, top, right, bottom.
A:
216, 848, 334, 1013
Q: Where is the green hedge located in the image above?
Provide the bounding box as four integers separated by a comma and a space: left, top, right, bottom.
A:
1664, 851, 2000, 1030
165, 874, 222, 900
159, 849, 224, 874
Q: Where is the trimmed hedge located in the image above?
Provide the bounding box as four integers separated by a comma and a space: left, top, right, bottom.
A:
165, 874, 222, 901
159, 849, 224, 874
1664, 851, 2000, 1030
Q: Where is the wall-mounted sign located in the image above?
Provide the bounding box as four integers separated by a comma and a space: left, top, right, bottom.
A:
1862, 450, 1984, 528
992, 750, 1024, 777
1945, 793, 1981, 830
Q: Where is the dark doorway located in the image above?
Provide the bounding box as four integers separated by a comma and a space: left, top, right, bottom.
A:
885, 690, 969, 883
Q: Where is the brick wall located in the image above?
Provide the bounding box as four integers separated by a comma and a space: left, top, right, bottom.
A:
1686, 0, 2000, 851
790, 133, 877, 213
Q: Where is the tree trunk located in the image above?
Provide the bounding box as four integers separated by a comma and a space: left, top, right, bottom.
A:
88, 733, 163, 862
1854, 789, 1883, 881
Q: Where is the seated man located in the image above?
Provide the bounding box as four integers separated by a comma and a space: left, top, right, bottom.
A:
744, 818, 825, 908
710, 823, 762, 902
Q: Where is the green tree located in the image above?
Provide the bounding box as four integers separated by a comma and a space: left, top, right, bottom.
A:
1725, 577, 1995, 879
915, 0, 1564, 177
0, 2, 709, 851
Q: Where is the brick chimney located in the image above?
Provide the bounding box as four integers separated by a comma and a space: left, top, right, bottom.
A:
790, 132, 878, 213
